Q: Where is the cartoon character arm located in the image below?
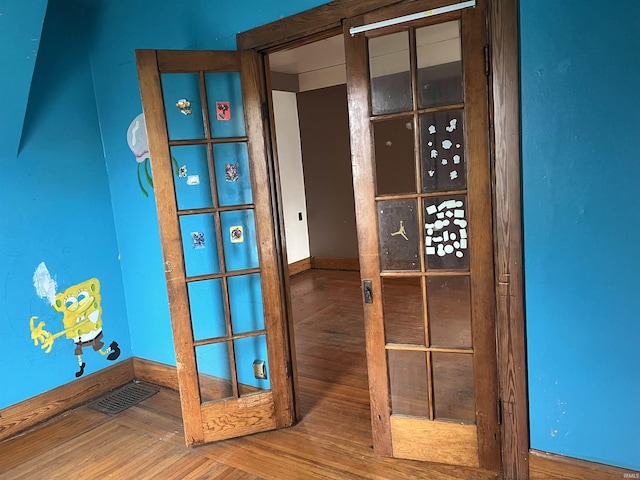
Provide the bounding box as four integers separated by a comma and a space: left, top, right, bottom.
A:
29, 316, 65, 354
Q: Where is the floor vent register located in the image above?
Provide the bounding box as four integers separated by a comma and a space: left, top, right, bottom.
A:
89, 382, 160, 415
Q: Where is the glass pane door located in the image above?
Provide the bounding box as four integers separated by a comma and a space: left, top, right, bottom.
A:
344, 0, 500, 470
136, 49, 293, 446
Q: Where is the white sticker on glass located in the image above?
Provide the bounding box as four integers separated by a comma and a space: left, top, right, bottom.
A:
424, 198, 468, 260
187, 175, 200, 185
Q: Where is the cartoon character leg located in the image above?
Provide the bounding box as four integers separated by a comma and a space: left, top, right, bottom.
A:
106, 341, 120, 361
73, 341, 87, 377
76, 356, 86, 378
94, 333, 120, 361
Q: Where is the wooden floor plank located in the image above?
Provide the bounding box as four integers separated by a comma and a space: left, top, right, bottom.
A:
0, 270, 498, 480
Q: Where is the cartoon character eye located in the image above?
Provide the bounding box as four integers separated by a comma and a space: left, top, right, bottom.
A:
77, 290, 89, 302
65, 296, 78, 309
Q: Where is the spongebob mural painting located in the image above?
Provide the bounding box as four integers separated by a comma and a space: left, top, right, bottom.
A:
29, 263, 120, 378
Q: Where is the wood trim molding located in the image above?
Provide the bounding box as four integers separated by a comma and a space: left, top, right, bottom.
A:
489, 0, 529, 479
237, 0, 408, 52
0, 358, 134, 442
288, 257, 312, 276
132, 357, 179, 391
530, 450, 639, 480
311, 257, 360, 271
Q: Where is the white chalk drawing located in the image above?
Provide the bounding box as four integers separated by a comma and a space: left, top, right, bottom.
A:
453, 154, 461, 164
33, 262, 57, 306
446, 119, 457, 132
442, 139, 453, 149
428, 125, 436, 134
441, 158, 448, 165
431, 149, 438, 159
450, 170, 458, 180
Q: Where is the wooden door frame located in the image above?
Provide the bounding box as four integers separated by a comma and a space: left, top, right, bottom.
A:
237, 1, 527, 478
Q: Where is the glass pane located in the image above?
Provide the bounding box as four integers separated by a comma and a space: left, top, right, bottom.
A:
432, 352, 475, 423
383, 277, 424, 345
424, 196, 469, 270
374, 117, 416, 195
427, 276, 471, 348
180, 214, 220, 277
228, 273, 264, 334
234, 335, 270, 396
416, 21, 463, 109
196, 342, 233, 403
220, 209, 259, 272
388, 349, 429, 417
171, 145, 214, 210
420, 110, 466, 192
378, 199, 420, 271
205, 72, 246, 138
214, 143, 253, 207
188, 279, 227, 341
369, 31, 412, 115
161, 73, 205, 140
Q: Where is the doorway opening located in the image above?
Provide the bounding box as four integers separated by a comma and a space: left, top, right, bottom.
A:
267, 34, 372, 438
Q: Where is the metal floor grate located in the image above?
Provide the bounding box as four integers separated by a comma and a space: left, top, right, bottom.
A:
89, 382, 159, 415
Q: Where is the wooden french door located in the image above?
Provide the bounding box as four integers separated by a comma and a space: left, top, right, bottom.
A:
135, 50, 294, 446
344, 0, 500, 470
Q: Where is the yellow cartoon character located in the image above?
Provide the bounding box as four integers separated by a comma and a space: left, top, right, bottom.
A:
29, 278, 120, 378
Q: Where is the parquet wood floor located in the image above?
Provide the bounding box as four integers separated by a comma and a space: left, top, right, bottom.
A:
0, 269, 498, 480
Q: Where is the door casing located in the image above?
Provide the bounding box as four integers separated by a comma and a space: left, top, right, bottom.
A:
238, 0, 527, 478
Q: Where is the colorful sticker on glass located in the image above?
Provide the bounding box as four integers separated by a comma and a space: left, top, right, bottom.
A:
230, 226, 244, 243
216, 102, 231, 121
176, 98, 192, 115
192, 232, 206, 249
225, 163, 239, 182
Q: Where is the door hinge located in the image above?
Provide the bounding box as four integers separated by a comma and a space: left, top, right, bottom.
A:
261, 101, 269, 120
484, 44, 490, 76
497, 397, 502, 425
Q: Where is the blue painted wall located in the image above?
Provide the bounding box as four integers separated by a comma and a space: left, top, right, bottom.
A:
0, 0, 48, 158
2, 0, 637, 471
521, 0, 640, 470
82, 0, 327, 366
0, 0, 131, 409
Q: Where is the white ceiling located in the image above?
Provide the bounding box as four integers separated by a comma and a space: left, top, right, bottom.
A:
267, 21, 460, 92
268, 35, 345, 75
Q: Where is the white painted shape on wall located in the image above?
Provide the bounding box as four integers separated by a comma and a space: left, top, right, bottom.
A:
272, 90, 311, 264
33, 262, 56, 305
